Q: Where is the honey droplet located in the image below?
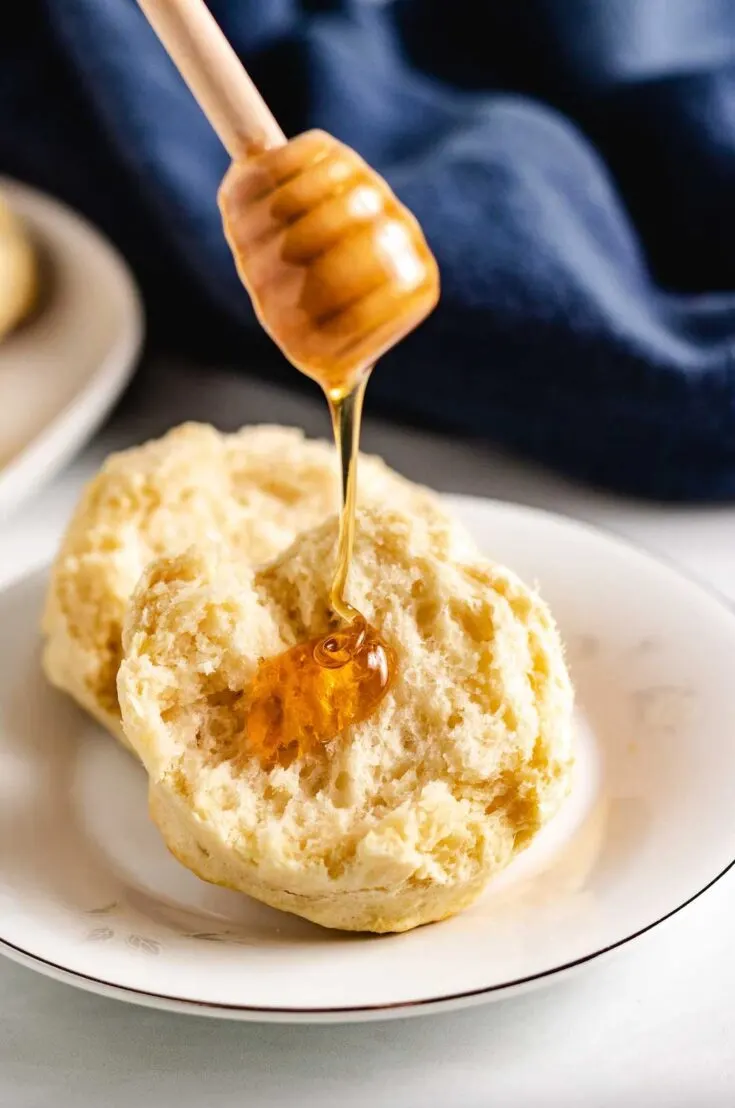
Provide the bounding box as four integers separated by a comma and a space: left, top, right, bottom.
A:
246, 621, 396, 767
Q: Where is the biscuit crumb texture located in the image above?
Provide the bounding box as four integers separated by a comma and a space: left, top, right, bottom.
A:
41, 423, 453, 746
118, 506, 574, 933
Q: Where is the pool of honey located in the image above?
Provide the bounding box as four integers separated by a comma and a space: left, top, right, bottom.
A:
247, 619, 397, 767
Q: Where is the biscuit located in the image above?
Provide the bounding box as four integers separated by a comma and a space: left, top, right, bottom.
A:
42, 423, 460, 746
0, 193, 38, 341
118, 506, 574, 933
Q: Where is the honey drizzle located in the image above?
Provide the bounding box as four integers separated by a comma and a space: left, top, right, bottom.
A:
324, 376, 367, 627
245, 369, 396, 767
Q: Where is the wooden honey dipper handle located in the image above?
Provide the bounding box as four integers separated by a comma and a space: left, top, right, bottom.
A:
136, 0, 286, 159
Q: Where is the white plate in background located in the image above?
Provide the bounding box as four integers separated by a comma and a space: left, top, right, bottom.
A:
0, 178, 143, 520
0, 498, 733, 1021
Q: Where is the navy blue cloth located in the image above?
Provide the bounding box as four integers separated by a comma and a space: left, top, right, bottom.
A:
4, 1, 735, 499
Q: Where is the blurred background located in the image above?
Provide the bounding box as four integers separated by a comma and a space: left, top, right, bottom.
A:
3, 0, 735, 501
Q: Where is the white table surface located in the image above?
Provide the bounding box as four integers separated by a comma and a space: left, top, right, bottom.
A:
2, 360, 735, 1108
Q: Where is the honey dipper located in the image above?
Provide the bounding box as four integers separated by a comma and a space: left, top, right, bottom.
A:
136, 0, 439, 394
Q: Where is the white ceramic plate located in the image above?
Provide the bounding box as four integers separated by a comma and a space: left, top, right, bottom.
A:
0, 179, 143, 519
0, 497, 733, 1022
